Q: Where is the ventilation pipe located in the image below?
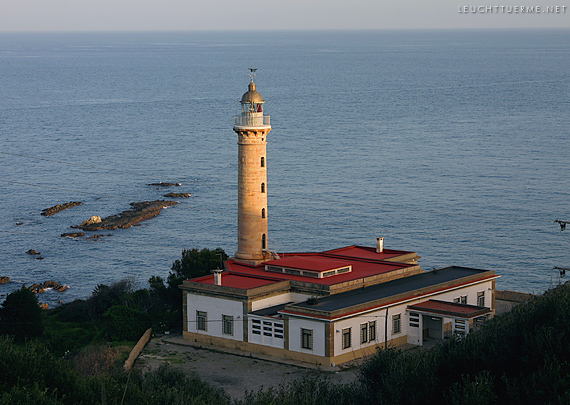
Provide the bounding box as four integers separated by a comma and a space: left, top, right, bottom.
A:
213, 269, 223, 286
376, 237, 384, 253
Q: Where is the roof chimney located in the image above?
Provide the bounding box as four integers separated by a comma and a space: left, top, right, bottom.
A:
376, 237, 384, 253
213, 269, 223, 286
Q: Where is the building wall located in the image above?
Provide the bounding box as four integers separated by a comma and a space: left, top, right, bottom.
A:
186, 293, 244, 342
331, 279, 495, 354
183, 278, 495, 364
288, 317, 326, 357
251, 292, 312, 311
248, 315, 285, 348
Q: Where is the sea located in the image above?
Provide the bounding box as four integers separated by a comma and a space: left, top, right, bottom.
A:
1, 29, 569, 307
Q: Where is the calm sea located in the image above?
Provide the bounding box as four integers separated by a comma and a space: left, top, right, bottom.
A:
1, 30, 569, 307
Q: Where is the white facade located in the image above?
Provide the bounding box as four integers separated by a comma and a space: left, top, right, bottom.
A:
186, 294, 244, 342
288, 317, 326, 357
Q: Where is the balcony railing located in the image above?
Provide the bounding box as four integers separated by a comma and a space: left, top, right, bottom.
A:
234, 115, 270, 127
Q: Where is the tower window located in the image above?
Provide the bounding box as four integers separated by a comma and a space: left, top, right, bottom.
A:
261, 208, 266, 218
262, 234, 266, 250
261, 183, 265, 193
261, 157, 265, 167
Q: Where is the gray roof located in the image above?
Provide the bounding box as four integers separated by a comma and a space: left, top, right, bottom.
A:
287, 266, 495, 314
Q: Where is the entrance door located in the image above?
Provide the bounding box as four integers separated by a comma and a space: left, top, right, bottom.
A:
422, 315, 443, 340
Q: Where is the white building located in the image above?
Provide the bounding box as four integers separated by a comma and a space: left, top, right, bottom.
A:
180, 73, 498, 366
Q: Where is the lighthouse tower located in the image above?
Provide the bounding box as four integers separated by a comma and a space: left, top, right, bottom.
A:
233, 68, 272, 264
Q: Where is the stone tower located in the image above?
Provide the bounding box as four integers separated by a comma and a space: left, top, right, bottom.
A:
233, 69, 272, 264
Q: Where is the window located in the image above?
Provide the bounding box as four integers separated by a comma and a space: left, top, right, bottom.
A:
360, 323, 368, 344
261, 208, 265, 218
196, 311, 207, 331
222, 315, 233, 335
261, 183, 265, 193
342, 328, 352, 349
453, 297, 460, 303
251, 319, 261, 335
301, 328, 313, 350
261, 157, 265, 167
460, 296, 467, 304
409, 312, 420, 328
477, 291, 485, 307
369, 321, 377, 341
262, 234, 266, 249
392, 314, 401, 334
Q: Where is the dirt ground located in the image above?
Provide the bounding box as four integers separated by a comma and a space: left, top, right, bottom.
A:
135, 334, 360, 399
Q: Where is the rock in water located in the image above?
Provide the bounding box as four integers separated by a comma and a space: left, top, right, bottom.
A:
41, 201, 83, 216
77, 200, 178, 231
81, 215, 102, 226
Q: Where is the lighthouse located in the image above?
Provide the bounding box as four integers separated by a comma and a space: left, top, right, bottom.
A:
233, 68, 272, 264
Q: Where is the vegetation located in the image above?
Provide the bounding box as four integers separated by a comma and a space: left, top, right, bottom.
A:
0, 336, 231, 404
0, 287, 44, 342
4, 247, 570, 403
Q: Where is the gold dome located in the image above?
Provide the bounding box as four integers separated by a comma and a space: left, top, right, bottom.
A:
241, 81, 264, 104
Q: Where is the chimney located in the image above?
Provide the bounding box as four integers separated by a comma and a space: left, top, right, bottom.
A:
376, 237, 384, 253
213, 269, 223, 286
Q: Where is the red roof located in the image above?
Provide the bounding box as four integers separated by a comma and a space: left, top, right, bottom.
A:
225, 256, 414, 287
325, 245, 412, 261
264, 255, 349, 272
189, 245, 419, 289
408, 299, 491, 318
190, 273, 279, 289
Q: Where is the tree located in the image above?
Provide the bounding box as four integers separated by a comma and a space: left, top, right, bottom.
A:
167, 247, 228, 290
0, 287, 44, 342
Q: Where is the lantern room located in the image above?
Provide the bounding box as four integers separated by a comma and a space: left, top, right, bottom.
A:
234, 68, 271, 129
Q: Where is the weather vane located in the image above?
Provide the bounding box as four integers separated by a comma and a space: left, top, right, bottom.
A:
249, 64, 257, 81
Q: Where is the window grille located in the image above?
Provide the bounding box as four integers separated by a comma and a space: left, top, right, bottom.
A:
301, 328, 313, 350
196, 311, 207, 331
360, 323, 368, 344
222, 315, 233, 335
392, 314, 401, 334
369, 321, 377, 340
342, 328, 352, 349
477, 291, 485, 307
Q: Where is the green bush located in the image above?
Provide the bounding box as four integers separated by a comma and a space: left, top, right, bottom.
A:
103, 305, 151, 341
0, 287, 44, 341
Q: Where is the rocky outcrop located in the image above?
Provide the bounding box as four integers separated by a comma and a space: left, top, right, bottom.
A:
164, 192, 191, 198
75, 200, 178, 231
148, 182, 182, 187
0, 276, 9, 284
27, 280, 68, 293
41, 201, 83, 216
27, 249, 41, 256
61, 232, 86, 238
81, 216, 102, 226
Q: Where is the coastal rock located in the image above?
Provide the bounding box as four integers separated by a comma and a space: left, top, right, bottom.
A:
61, 232, 86, 238
0, 276, 9, 284
26, 280, 68, 294
41, 201, 83, 216
77, 200, 178, 231
81, 216, 102, 226
39, 303, 49, 310
164, 192, 191, 198
27, 249, 41, 256
87, 233, 112, 240
148, 182, 182, 187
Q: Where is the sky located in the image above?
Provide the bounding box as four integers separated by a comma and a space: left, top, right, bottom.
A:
0, 0, 568, 32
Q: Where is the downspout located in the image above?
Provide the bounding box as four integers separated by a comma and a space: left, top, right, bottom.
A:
385, 307, 388, 350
